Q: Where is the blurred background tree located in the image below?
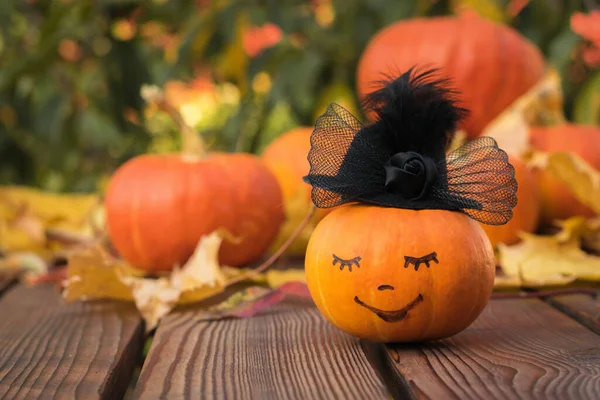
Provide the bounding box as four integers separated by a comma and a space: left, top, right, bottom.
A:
0, 0, 597, 193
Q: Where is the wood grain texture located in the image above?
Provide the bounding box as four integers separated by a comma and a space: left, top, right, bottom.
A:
0, 284, 144, 400
0, 269, 19, 296
135, 299, 388, 399
378, 299, 600, 400
544, 294, 600, 336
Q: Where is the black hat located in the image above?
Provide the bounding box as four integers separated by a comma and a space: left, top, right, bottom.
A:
303, 67, 518, 226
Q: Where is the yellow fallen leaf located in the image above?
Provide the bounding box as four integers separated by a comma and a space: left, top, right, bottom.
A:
63, 231, 254, 330
554, 216, 593, 242
0, 252, 47, 274
554, 216, 600, 254
493, 273, 523, 289
481, 107, 530, 157
447, 130, 467, 153
206, 286, 272, 314
119, 275, 180, 330
172, 231, 228, 304
0, 186, 102, 256
0, 221, 49, 258
264, 268, 306, 288
0, 186, 100, 230
451, 0, 506, 22
529, 150, 600, 215
581, 219, 600, 254
482, 68, 565, 157
497, 231, 600, 287
62, 245, 136, 302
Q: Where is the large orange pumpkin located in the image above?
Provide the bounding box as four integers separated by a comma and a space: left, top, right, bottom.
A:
481, 155, 540, 247
262, 127, 332, 255
105, 152, 284, 272
530, 124, 600, 225
305, 205, 495, 343
356, 13, 545, 139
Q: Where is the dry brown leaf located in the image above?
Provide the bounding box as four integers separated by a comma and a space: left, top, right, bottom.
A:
497, 231, 600, 287
482, 67, 565, 157
185, 282, 312, 323
529, 150, 600, 215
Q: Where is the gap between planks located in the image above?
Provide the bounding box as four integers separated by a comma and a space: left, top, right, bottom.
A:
0, 284, 145, 400
366, 298, 600, 400
542, 293, 600, 336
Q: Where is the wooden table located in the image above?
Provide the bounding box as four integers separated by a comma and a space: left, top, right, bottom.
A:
1, 270, 599, 399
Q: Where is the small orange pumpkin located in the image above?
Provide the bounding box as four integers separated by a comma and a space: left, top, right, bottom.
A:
530, 123, 600, 225
305, 206, 495, 343
481, 155, 540, 247
105, 152, 284, 272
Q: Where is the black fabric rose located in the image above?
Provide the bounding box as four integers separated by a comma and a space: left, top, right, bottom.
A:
384, 152, 438, 200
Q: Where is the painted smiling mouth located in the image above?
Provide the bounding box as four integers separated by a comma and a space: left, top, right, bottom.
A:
354, 294, 424, 323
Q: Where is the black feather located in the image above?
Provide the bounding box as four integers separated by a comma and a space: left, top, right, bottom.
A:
361, 66, 469, 161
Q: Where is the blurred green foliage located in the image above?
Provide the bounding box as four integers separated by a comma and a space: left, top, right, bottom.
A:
0, 0, 597, 193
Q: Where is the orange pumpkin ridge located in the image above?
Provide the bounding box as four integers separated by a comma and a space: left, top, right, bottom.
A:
305, 205, 495, 343
356, 13, 545, 139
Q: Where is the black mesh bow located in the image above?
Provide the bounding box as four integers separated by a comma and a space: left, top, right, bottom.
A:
302, 68, 518, 226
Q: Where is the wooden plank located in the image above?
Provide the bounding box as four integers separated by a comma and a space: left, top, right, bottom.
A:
373, 299, 600, 400
134, 299, 389, 399
0, 284, 144, 400
0, 269, 19, 296
544, 294, 600, 336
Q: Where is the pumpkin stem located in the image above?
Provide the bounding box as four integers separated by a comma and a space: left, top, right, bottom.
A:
226, 205, 317, 287
141, 85, 208, 160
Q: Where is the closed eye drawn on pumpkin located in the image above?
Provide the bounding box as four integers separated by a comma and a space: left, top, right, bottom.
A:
332, 254, 362, 272
404, 252, 439, 271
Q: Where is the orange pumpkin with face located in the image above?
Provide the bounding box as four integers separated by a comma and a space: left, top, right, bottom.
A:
305, 205, 495, 343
